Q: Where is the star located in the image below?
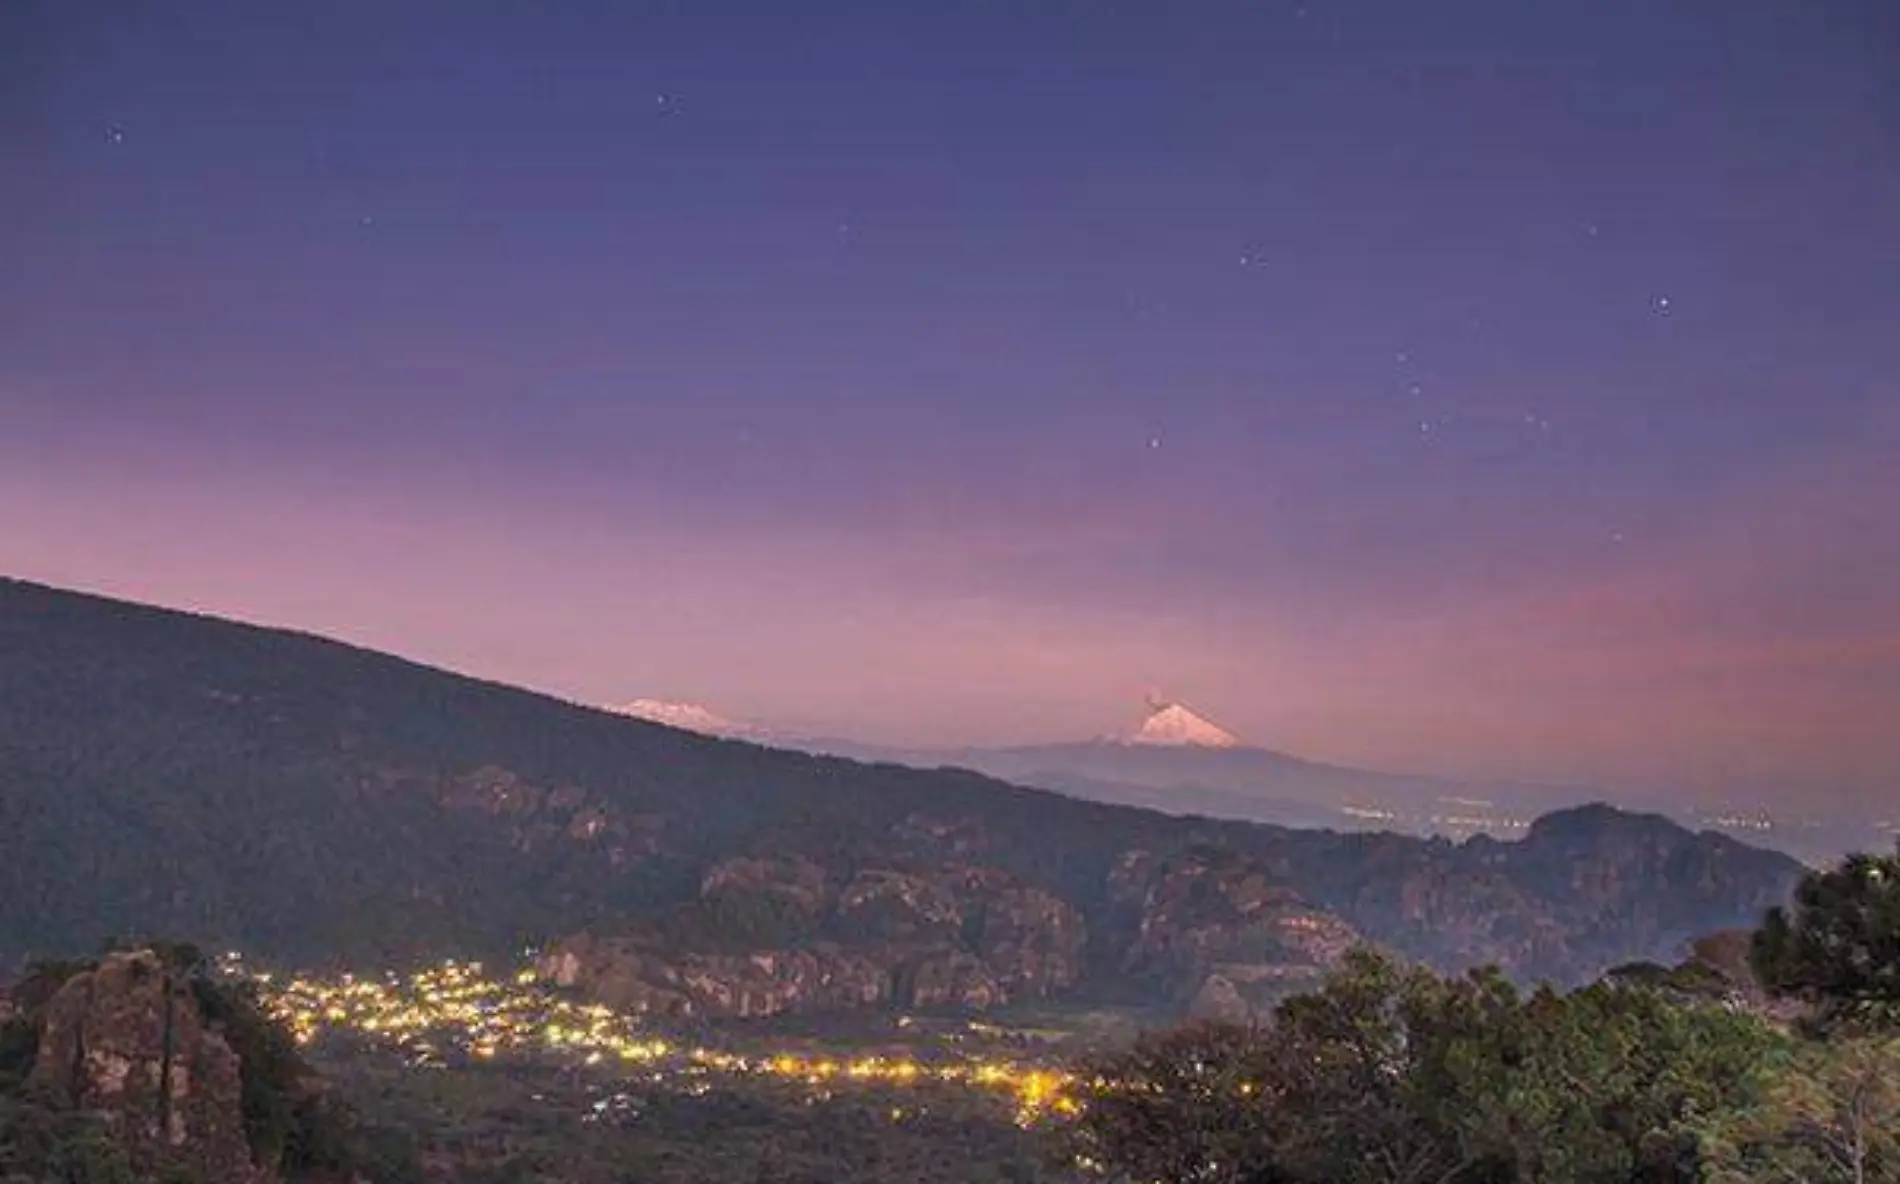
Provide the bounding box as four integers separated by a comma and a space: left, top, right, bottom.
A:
105, 125, 125, 144
1653, 295, 1673, 315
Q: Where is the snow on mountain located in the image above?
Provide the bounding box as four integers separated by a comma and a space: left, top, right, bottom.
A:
1123, 694, 1240, 748
606, 698, 764, 740
609, 692, 1241, 750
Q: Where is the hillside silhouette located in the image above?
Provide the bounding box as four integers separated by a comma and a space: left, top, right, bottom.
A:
0, 578, 1802, 1008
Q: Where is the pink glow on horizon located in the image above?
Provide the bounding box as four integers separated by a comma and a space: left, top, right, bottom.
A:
3, 419, 1896, 806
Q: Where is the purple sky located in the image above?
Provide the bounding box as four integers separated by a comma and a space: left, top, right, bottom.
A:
4, 0, 1898, 801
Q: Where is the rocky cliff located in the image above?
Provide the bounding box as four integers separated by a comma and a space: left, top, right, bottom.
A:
537, 843, 1090, 1018
532, 802, 1800, 1022
1265, 804, 1803, 985
0, 945, 408, 1184
532, 819, 1366, 1022
25, 949, 265, 1183
1108, 846, 1361, 1019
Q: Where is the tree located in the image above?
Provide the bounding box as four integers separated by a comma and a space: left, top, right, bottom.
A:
1704, 1034, 1900, 1184
1267, 951, 1504, 1184
1534, 981, 1781, 1181
1066, 950, 1510, 1184
1065, 1020, 1291, 1184
1753, 847, 1900, 1030
1065, 949, 1784, 1184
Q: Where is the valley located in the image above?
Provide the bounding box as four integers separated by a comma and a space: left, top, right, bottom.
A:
8, 3, 1891, 1177
0, 578, 1802, 1018
238, 952, 1081, 1124
0, 578, 1878, 1183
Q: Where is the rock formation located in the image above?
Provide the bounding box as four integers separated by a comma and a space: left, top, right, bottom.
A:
538, 823, 1365, 1023
26, 949, 265, 1183
1109, 846, 1361, 1017
538, 840, 1089, 1019
1, 946, 399, 1184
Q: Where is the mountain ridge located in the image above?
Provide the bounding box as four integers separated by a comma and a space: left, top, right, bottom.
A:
611, 696, 1628, 844
0, 576, 1802, 1017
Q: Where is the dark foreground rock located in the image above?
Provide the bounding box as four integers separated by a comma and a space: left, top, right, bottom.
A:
26, 949, 262, 1182
0, 945, 417, 1184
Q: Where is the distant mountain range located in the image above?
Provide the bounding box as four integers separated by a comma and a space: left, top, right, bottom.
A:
0, 576, 1802, 1021
606, 697, 1888, 867
610, 696, 1613, 840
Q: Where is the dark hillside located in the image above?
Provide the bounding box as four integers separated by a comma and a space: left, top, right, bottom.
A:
0, 579, 1168, 965
0, 577, 1801, 1010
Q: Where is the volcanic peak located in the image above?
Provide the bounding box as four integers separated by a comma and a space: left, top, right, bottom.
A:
1124, 694, 1240, 748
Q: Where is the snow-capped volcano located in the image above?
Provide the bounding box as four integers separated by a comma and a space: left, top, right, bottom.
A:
1123, 694, 1240, 748
606, 699, 763, 740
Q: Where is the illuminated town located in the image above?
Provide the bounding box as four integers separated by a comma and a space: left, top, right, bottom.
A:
227, 955, 1078, 1126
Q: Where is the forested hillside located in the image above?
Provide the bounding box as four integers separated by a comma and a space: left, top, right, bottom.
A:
0, 578, 1801, 1012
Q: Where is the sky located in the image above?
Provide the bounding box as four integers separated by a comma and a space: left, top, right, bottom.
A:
3, 0, 1897, 803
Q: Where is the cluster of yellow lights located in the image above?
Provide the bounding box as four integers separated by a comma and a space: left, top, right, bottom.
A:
230, 956, 1077, 1124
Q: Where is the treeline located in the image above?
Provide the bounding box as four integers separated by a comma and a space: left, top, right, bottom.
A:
1063, 846, 1900, 1184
